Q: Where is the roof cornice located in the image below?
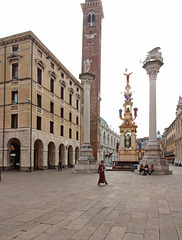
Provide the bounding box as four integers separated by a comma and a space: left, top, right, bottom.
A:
0, 31, 82, 89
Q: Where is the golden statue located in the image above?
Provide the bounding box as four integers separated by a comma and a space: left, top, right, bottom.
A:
123, 72, 132, 83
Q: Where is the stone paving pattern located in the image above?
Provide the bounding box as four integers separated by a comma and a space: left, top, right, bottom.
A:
0, 165, 182, 240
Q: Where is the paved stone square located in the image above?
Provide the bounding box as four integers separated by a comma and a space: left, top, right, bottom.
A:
0, 165, 182, 240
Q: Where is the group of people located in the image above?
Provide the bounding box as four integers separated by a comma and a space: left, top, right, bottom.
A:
97, 160, 155, 184
139, 163, 154, 175
58, 159, 154, 182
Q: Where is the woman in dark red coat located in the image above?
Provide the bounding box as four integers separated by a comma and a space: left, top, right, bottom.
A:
98, 160, 108, 186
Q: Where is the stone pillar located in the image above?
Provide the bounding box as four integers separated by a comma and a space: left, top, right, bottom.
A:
55, 149, 59, 168
64, 148, 68, 167
142, 48, 172, 174
144, 60, 162, 146
74, 72, 98, 173
43, 148, 48, 169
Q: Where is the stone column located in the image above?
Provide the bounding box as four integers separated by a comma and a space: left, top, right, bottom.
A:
43, 148, 48, 169
142, 48, 172, 174
64, 148, 68, 167
74, 72, 98, 173
143, 60, 163, 146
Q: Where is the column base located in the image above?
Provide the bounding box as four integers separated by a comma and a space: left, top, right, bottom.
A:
140, 143, 172, 175
73, 143, 98, 173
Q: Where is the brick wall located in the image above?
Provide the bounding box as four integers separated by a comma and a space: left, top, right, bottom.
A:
81, 0, 104, 160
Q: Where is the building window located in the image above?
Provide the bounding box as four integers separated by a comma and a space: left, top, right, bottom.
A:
69, 128, 72, 139
69, 80, 72, 86
50, 121, 54, 134
87, 12, 96, 26
11, 114, 18, 128
12, 63, 18, 79
37, 94, 42, 108
69, 112, 72, 122
76, 116, 79, 125
12, 44, 19, 52
69, 93, 72, 105
76, 99, 79, 110
37, 67, 42, 85
77, 87, 79, 92
76, 131, 79, 141
61, 107, 64, 118
60, 125, 64, 136
61, 72, 64, 78
37, 116, 41, 130
12, 91, 18, 104
51, 62, 54, 69
38, 49, 42, 58
88, 14, 91, 23
50, 102, 54, 114
61, 86, 64, 100
92, 14, 95, 23
50, 78, 54, 93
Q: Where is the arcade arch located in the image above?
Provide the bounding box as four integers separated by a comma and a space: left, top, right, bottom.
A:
7, 138, 21, 170
68, 145, 73, 167
48, 142, 56, 169
59, 144, 65, 166
75, 146, 79, 164
34, 139, 44, 170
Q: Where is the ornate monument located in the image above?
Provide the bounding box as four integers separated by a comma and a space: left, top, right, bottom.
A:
74, 60, 98, 173
114, 72, 138, 170
142, 47, 172, 174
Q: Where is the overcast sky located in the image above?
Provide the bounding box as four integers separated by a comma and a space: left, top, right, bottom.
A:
1, 0, 182, 138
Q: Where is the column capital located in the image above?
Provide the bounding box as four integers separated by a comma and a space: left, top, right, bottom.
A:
143, 60, 163, 78
79, 72, 95, 86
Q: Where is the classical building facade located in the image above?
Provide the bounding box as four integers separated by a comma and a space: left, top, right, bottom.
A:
174, 96, 182, 165
0, 31, 82, 171
99, 117, 119, 166
162, 97, 182, 165
163, 121, 175, 163
81, 0, 104, 161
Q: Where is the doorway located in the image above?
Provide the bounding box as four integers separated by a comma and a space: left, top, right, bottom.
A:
8, 138, 21, 170
34, 139, 43, 170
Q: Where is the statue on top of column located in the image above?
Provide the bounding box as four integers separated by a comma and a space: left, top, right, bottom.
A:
143, 47, 163, 64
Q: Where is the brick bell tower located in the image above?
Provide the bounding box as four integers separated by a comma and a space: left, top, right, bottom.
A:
81, 0, 104, 161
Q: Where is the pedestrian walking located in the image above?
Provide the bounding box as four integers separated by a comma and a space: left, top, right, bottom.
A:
58, 159, 62, 171
97, 160, 108, 186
